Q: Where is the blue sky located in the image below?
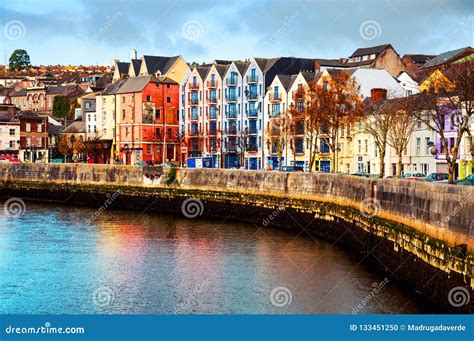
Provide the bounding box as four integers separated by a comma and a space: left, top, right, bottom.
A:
0, 0, 472, 66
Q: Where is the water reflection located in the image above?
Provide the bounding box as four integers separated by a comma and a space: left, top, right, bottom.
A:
0, 202, 423, 314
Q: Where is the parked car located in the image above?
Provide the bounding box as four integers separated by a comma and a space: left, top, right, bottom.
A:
0, 156, 21, 163
401, 173, 412, 178
456, 174, 474, 186
405, 173, 426, 180
135, 161, 146, 166
425, 173, 449, 182
350, 172, 370, 178
281, 166, 304, 172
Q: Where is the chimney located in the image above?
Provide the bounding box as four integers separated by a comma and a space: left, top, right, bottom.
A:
131, 48, 137, 60
314, 61, 321, 73
370, 88, 387, 103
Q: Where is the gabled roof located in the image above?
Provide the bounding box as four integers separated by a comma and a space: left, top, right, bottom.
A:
101, 78, 128, 95
254, 58, 271, 73
116, 75, 158, 94
301, 71, 316, 83
62, 120, 86, 133
141, 55, 180, 75
215, 64, 229, 78
404, 54, 435, 64
275, 74, 293, 91
349, 44, 392, 58
130, 59, 142, 75
116, 62, 130, 75
214, 60, 233, 65
10, 88, 27, 97
234, 61, 250, 75
196, 66, 211, 80
421, 47, 472, 68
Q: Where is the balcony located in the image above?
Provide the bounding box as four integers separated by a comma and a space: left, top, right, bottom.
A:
207, 80, 218, 88
225, 127, 238, 135
189, 98, 199, 106
189, 83, 199, 91
208, 129, 217, 136
226, 109, 238, 119
226, 94, 237, 103
247, 144, 258, 152
246, 92, 258, 101
207, 97, 218, 105
269, 93, 282, 102
247, 75, 259, 83
226, 144, 238, 152
226, 78, 237, 86
248, 127, 258, 135
247, 108, 258, 117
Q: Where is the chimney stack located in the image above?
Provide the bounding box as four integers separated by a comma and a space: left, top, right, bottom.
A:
131, 48, 137, 60
314, 61, 321, 73
370, 88, 387, 103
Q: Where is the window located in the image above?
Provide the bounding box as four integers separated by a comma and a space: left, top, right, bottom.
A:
26, 137, 31, 146
26, 123, 31, 132
37, 124, 42, 132
37, 138, 42, 147
9, 141, 15, 148
156, 109, 161, 120
416, 138, 421, 155
146, 144, 152, 154
122, 96, 125, 103
122, 110, 126, 119
364, 140, 368, 153
425, 138, 430, 155
358, 140, 362, 153
146, 95, 151, 101
167, 97, 171, 103
9, 129, 15, 136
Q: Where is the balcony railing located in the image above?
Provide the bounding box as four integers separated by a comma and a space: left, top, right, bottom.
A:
247, 144, 258, 152
208, 129, 217, 136
248, 127, 258, 135
207, 97, 218, 104
189, 83, 199, 90
226, 94, 237, 103
226, 110, 238, 119
247, 108, 258, 117
226, 144, 238, 152
189, 98, 199, 105
224, 128, 238, 135
226, 78, 237, 86
269, 93, 282, 102
246, 93, 258, 101
207, 80, 218, 88
247, 75, 258, 83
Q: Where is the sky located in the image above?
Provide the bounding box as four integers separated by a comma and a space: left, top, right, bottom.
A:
0, 0, 472, 66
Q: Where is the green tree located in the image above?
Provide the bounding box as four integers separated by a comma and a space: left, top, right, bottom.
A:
52, 96, 70, 118
8, 49, 31, 71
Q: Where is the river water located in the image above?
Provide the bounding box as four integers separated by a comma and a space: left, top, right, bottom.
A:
0, 201, 423, 314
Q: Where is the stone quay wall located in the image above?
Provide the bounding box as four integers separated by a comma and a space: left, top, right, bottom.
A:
0, 163, 472, 312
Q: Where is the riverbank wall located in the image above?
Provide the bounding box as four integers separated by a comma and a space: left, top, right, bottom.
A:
0, 163, 472, 313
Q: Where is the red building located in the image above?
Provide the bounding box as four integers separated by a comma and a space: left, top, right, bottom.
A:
116, 75, 180, 165
19, 111, 48, 162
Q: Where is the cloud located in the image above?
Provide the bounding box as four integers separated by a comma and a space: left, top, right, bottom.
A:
0, 0, 472, 65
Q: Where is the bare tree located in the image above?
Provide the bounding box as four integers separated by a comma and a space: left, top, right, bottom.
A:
387, 98, 417, 177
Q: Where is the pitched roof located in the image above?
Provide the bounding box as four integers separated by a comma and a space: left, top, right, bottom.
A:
301, 71, 316, 83
214, 60, 233, 65
349, 44, 392, 58
142, 55, 180, 75
421, 47, 472, 68
404, 54, 435, 64
275, 74, 293, 91
62, 120, 86, 133
196, 66, 211, 80
234, 61, 250, 75
254, 58, 271, 72
101, 78, 128, 95
215, 64, 229, 78
10, 88, 27, 97
130, 59, 142, 75
116, 62, 130, 75
115, 75, 159, 94
47, 124, 64, 135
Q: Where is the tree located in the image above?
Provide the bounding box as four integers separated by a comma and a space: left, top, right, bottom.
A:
9, 49, 31, 71
318, 72, 364, 172
363, 97, 396, 178
53, 96, 71, 118
413, 61, 474, 184
58, 134, 86, 162
387, 98, 417, 177
265, 109, 293, 171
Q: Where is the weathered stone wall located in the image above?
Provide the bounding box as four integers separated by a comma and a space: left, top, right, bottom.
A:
0, 163, 473, 312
